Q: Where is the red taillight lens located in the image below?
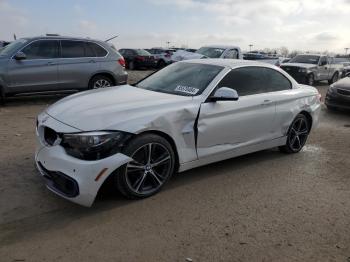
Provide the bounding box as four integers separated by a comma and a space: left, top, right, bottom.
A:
118, 58, 125, 67
317, 93, 322, 102
136, 56, 145, 61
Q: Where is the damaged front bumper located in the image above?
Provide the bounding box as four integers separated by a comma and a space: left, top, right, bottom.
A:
35, 145, 132, 207
35, 112, 132, 207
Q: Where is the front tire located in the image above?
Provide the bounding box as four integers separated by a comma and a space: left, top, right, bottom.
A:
279, 114, 310, 153
115, 134, 176, 199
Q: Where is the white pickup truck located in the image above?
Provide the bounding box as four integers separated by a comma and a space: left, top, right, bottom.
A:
171, 45, 243, 62
280, 54, 344, 86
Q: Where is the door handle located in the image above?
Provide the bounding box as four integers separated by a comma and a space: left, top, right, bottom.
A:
89, 60, 96, 63
261, 99, 273, 106
47, 61, 56, 66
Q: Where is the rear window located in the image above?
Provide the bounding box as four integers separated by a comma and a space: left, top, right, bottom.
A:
87, 42, 108, 57
61, 40, 107, 58
136, 49, 151, 56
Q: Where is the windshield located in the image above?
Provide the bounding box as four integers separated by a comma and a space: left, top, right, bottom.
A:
289, 55, 320, 64
196, 47, 225, 58
136, 49, 151, 56
136, 62, 223, 96
0, 39, 28, 57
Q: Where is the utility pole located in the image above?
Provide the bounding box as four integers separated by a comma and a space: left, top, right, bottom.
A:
249, 44, 253, 52
345, 48, 349, 55
166, 41, 171, 48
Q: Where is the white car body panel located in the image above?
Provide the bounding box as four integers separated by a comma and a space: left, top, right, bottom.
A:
35, 59, 321, 206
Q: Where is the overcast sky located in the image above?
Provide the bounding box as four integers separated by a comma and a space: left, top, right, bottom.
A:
1, 0, 349, 53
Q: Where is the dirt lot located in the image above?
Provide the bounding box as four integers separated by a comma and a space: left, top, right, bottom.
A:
0, 71, 349, 262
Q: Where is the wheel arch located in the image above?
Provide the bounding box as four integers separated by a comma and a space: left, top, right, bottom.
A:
136, 130, 180, 172
88, 72, 117, 87
299, 110, 313, 132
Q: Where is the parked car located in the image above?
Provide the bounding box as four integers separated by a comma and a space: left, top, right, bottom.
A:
325, 75, 350, 110
171, 45, 243, 62
118, 49, 157, 70
280, 54, 343, 86
0, 36, 127, 103
146, 48, 175, 68
35, 59, 321, 206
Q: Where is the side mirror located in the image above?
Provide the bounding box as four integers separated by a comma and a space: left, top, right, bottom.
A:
14, 52, 26, 60
209, 87, 239, 102
320, 61, 327, 66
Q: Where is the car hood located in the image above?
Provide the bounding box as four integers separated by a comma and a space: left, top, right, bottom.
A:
281, 63, 316, 69
332, 77, 350, 90
171, 50, 204, 62
46, 85, 195, 132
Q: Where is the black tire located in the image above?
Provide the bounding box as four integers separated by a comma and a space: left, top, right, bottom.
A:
88, 75, 113, 89
128, 61, 135, 70
328, 72, 339, 85
0, 87, 5, 106
279, 114, 310, 154
307, 73, 315, 86
157, 60, 166, 68
115, 134, 176, 199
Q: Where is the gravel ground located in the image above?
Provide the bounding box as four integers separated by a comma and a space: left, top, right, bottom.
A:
0, 71, 349, 262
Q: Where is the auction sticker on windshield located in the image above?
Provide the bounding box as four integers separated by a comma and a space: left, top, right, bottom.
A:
175, 85, 199, 95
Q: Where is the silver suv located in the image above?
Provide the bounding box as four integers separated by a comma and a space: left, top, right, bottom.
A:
0, 36, 127, 102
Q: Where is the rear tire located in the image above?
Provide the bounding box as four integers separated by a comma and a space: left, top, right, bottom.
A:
115, 134, 175, 199
88, 75, 113, 89
328, 72, 339, 85
279, 114, 310, 154
0, 87, 5, 106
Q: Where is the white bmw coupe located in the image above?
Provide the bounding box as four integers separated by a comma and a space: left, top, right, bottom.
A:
35, 59, 321, 206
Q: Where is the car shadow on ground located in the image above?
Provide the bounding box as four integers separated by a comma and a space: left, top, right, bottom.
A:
0, 148, 288, 245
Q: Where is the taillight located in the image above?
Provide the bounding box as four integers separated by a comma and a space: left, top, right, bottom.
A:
136, 56, 145, 61
317, 93, 322, 102
118, 58, 125, 67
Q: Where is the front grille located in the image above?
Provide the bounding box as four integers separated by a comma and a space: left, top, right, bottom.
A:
337, 88, 350, 96
38, 162, 79, 198
44, 127, 59, 146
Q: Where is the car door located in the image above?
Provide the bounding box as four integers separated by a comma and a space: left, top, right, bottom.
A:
318, 56, 329, 80
7, 39, 59, 93
261, 68, 295, 138
57, 40, 99, 89
196, 66, 276, 159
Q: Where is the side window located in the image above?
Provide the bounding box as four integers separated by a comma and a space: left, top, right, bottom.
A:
61, 40, 95, 58
217, 67, 266, 96
87, 42, 107, 57
224, 49, 238, 59
319, 56, 327, 65
21, 40, 58, 59
84, 42, 96, 57
263, 68, 292, 92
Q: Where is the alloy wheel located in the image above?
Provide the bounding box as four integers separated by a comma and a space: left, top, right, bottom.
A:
93, 79, 111, 89
288, 118, 309, 151
125, 143, 172, 195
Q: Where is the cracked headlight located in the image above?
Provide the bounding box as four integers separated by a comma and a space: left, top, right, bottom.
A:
61, 131, 132, 160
